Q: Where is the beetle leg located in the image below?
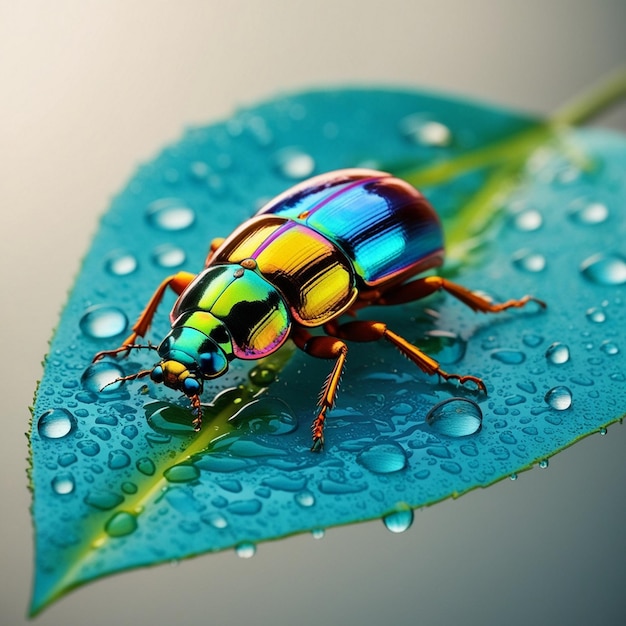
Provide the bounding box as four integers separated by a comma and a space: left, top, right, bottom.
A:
204, 238, 226, 266
292, 327, 348, 452
377, 276, 546, 312
333, 320, 486, 392
190, 395, 203, 431
93, 271, 196, 362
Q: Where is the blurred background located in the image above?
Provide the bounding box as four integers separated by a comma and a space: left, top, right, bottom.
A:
1, 1, 625, 624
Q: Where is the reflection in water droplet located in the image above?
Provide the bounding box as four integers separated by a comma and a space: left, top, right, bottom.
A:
580, 253, 626, 285
146, 198, 195, 231
105, 511, 138, 537
383, 505, 414, 533
513, 209, 543, 232
357, 442, 408, 474
586, 307, 606, 323
491, 349, 526, 365
419, 330, 467, 364
544, 386, 573, 410
228, 398, 297, 435
426, 398, 483, 437
569, 201, 609, 225
38, 408, 77, 439
600, 340, 619, 355
51, 472, 75, 495
512, 249, 546, 273
275, 148, 315, 179
400, 115, 452, 147
105, 251, 138, 276
81, 362, 124, 393
152, 244, 186, 268
79, 305, 128, 339
545, 342, 570, 364
235, 542, 256, 558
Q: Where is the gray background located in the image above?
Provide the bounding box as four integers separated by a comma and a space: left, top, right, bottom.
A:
1, 1, 625, 625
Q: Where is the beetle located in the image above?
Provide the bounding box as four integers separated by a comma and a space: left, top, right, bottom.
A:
94, 168, 545, 451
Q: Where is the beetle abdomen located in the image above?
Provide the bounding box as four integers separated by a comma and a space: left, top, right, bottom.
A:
258, 169, 444, 287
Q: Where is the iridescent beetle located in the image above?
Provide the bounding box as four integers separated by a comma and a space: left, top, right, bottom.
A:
94, 169, 545, 451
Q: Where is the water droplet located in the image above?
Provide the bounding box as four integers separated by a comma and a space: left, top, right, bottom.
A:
84, 490, 124, 510
491, 349, 526, 365
164, 464, 200, 483
586, 307, 606, 323
426, 398, 483, 437
79, 305, 128, 339
522, 333, 543, 348
545, 342, 570, 364
105, 251, 138, 276
510, 473, 518, 481
235, 542, 256, 558
202, 512, 228, 529
229, 398, 297, 435
419, 330, 467, 364
383, 504, 414, 533
356, 442, 408, 474
311, 528, 325, 539
580, 253, 626, 285
38, 408, 77, 439
248, 364, 278, 386
77, 439, 101, 456
600, 340, 619, 355
275, 148, 315, 179
539, 459, 549, 469
146, 198, 195, 231
512, 249, 546, 273
136, 457, 156, 476
544, 386, 573, 410
400, 115, 452, 147
105, 511, 137, 537
295, 490, 316, 507
152, 244, 186, 268
51, 472, 75, 495
599, 427, 608, 435
108, 450, 131, 470
81, 362, 124, 393
569, 201, 609, 225
513, 209, 543, 232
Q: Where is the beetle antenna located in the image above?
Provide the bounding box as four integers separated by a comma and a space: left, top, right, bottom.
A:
100, 368, 152, 392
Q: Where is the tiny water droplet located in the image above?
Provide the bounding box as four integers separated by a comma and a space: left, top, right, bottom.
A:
545, 342, 570, 364
79, 305, 128, 339
569, 201, 609, 225
512, 249, 546, 273
426, 398, 483, 437
599, 427, 608, 435
235, 542, 256, 558
202, 512, 228, 529
105, 251, 138, 276
146, 198, 195, 231
105, 511, 138, 537
311, 528, 325, 539
580, 253, 626, 285
38, 408, 77, 439
274, 148, 315, 179
586, 307, 606, 323
513, 209, 543, 232
539, 459, 549, 469
400, 115, 452, 147
356, 442, 408, 474
510, 473, 518, 481
383, 505, 414, 533
51, 472, 75, 495
152, 244, 186, 268
491, 349, 526, 365
600, 340, 619, 355
81, 362, 124, 393
164, 464, 200, 483
295, 490, 316, 507
544, 386, 573, 410
248, 364, 278, 386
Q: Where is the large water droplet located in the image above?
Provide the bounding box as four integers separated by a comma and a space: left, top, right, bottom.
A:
79, 305, 128, 339
383, 504, 414, 533
152, 244, 186, 268
228, 398, 297, 435
105, 511, 138, 537
568, 200, 609, 225
274, 148, 315, 179
38, 408, 77, 439
545, 342, 570, 364
51, 472, 75, 495
580, 253, 626, 285
426, 398, 482, 437
512, 249, 546, 273
419, 330, 467, 364
146, 198, 196, 231
105, 251, 138, 276
544, 386, 573, 410
235, 542, 256, 558
357, 442, 408, 474
81, 362, 124, 393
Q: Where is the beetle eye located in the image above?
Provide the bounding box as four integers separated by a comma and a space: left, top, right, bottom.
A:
182, 377, 201, 396
151, 366, 164, 383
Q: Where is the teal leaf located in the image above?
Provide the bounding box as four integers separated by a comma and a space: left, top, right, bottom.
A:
29, 84, 626, 615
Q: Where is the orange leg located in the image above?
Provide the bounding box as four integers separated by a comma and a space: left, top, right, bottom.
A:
204, 237, 226, 266
93, 271, 196, 362
292, 327, 348, 452
377, 275, 546, 312
331, 320, 487, 392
